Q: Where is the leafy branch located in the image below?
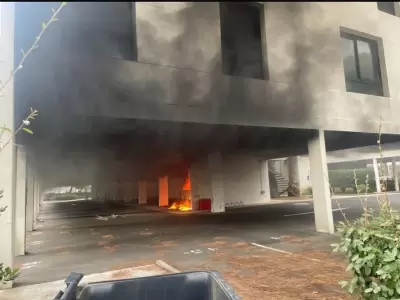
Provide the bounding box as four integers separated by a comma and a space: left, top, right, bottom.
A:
0, 2, 68, 95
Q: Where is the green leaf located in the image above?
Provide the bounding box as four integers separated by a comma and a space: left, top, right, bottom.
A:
396, 282, 400, 295
41, 22, 46, 29
365, 288, 373, 294
365, 266, 371, 276
22, 128, 33, 135
61, 2, 68, 6
352, 254, 360, 262
338, 280, 348, 288
346, 263, 354, 272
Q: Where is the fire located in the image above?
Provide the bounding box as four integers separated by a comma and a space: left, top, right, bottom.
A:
168, 174, 192, 211
168, 199, 192, 211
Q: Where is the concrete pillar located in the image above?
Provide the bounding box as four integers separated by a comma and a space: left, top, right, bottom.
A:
0, 3, 16, 285
288, 156, 300, 196
393, 158, 399, 192
26, 167, 34, 232
159, 176, 168, 207
208, 153, 225, 213
138, 180, 147, 204
308, 130, 334, 234
260, 160, 271, 201
33, 179, 39, 227
373, 158, 381, 193
14, 147, 27, 256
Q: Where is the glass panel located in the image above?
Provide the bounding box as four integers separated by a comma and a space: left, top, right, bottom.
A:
341, 38, 358, 80
357, 40, 375, 81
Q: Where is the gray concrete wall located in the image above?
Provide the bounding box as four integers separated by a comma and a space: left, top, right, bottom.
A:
15, 2, 400, 135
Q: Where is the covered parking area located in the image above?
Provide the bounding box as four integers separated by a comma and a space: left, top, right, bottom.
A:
4, 1, 400, 292
8, 114, 400, 286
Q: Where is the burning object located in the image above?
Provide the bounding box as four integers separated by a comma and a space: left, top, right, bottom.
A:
169, 199, 192, 211
168, 175, 192, 211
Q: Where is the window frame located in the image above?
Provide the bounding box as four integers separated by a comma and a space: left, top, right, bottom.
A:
340, 31, 383, 96
219, 2, 265, 80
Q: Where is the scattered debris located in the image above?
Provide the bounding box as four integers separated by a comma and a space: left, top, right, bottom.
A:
96, 214, 120, 221
270, 236, 281, 240
28, 240, 43, 246
156, 260, 181, 273
208, 248, 218, 252
58, 225, 71, 229
102, 235, 114, 239
31, 232, 43, 236
140, 231, 154, 236
20, 261, 41, 270
184, 249, 203, 255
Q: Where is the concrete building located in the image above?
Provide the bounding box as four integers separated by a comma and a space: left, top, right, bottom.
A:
3, 2, 400, 286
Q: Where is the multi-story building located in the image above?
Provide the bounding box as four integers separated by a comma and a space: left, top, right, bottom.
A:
2, 2, 400, 281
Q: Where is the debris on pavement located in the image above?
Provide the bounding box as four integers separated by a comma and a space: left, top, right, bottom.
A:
184, 249, 203, 255
19, 261, 41, 270
95, 214, 120, 221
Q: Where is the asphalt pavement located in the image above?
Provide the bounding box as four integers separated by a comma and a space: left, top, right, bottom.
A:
14, 193, 400, 286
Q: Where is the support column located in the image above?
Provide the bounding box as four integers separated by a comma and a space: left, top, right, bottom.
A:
288, 156, 300, 196
393, 158, 399, 192
33, 179, 39, 228
308, 130, 334, 234
26, 167, 34, 232
373, 158, 381, 193
138, 180, 147, 204
208, 153, 225, 213
0, 3, 16, 286
260, 160, 271, 202
14, 147, 27, 256
159, 176, 168, 207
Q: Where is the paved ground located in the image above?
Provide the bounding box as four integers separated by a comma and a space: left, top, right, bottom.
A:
14, 194, 400, 298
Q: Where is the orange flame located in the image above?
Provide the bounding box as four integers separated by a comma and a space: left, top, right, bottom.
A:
168, 175, 192, 211
169, 199, 191, 211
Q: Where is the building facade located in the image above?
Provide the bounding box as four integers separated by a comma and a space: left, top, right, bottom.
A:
2, 2, 400, 287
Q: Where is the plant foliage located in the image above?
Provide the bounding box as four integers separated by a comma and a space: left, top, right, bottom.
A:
332, 119, 400, 300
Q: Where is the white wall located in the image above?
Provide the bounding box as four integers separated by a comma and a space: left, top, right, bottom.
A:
189, 160, 212, 210
223, 155, 270, 207
190, 154, 271, 210
298, 156, 311, 194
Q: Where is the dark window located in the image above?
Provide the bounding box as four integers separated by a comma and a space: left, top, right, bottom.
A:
62, 2, 136, 61
340, 32, 383, 96
220, 3, 264, 79
377, 2, 396, 15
